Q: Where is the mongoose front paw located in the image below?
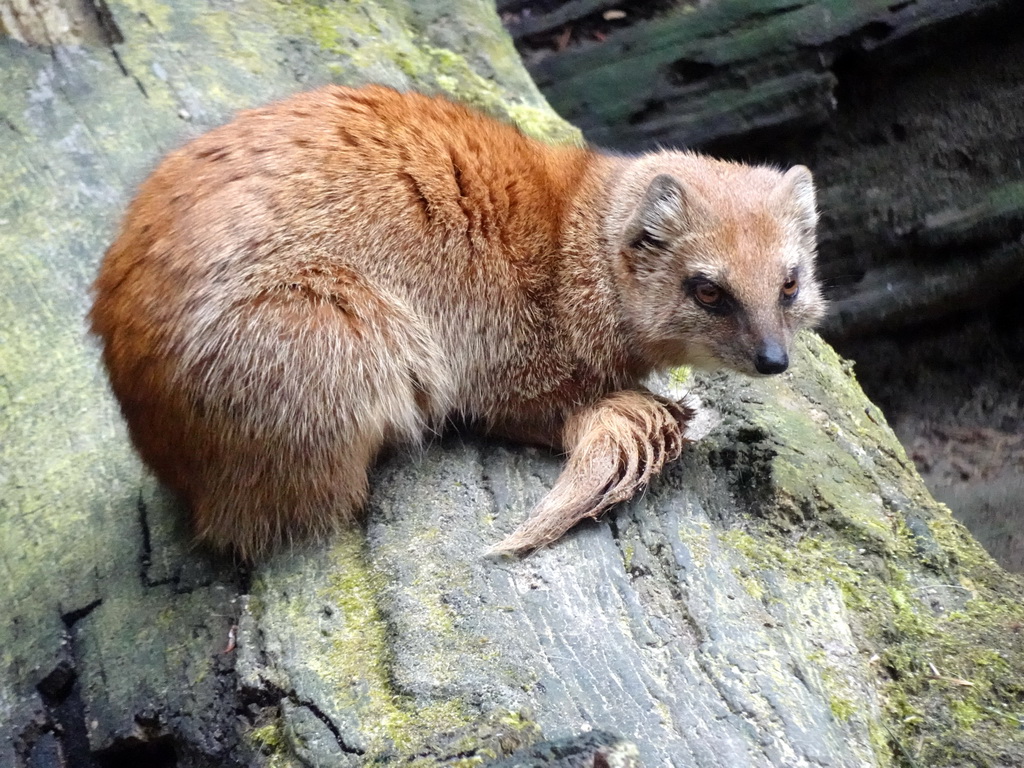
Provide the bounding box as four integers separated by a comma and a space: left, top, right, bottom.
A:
488, 391, 695, 556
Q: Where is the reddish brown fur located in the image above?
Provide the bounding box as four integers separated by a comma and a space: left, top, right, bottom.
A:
91, 85, 824, 559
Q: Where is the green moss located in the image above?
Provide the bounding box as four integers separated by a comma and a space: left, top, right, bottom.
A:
676, 519, 713, 569
247, 533, 473, 763
316, 531, 473, 756
842, 532, 1022, 763
722, 518, 1024, 763
194, 11, 274, 75
264, 0, 580, 147
720, 528, 860, 588
765, 342, 1024, 765
713, 335, 1024, 765
733, 566, 766, 602
886, 584, 933, 639
497, 710, 535, 732
118, 0, 174, 33
829, 695, 857, 722
622, 541, 635, 571
669, 366, 692, 385
925, 509, 1001, 583
264, 531, 535, 764
505, 102, 583, 146
249, 722, 287, 753
278, 0, 377, 56
399, 40, 580, 144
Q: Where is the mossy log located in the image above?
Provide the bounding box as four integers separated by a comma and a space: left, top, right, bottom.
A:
507, 0, 1009, 150
2, 1, 1023, 766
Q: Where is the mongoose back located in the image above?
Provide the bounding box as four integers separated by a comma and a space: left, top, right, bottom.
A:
90, 85, 825, 559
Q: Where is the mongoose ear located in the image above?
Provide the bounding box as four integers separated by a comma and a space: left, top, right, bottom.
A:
776, 165, 818, 237
623, 174, 690, 253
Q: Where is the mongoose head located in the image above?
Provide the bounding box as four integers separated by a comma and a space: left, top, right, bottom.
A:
610, 153, 826, 376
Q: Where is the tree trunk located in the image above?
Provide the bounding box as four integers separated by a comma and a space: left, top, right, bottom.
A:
2, 1, 1022, 767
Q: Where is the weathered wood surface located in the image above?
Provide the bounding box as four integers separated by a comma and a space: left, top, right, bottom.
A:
2, 0, 1023, 766
508, 0, 1011, 151
508, 0, 1024, 340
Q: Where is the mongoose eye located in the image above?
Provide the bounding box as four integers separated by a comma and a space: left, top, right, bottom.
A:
688, 279, 731, 313
696, 283, 722, 306
781, 276, 799, 303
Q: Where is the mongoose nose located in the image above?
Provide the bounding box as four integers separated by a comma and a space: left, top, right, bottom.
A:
755, 342, 789, 375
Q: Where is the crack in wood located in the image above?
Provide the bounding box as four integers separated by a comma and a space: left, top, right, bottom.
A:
293, 698, 367, 756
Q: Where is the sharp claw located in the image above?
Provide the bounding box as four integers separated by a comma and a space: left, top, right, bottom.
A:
489, 391, 696, 556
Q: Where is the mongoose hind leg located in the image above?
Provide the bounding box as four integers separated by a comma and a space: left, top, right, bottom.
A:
489, 390, 693, 555
122, 267, 454, 561
189, 429, 381, 560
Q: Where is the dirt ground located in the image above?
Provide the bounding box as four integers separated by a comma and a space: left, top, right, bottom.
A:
835, 299, 1024, 573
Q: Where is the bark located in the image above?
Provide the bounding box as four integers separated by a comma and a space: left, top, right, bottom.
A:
2, 1, 1023, 768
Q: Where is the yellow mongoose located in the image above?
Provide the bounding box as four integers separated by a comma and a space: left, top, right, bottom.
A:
90, 85, 825, 560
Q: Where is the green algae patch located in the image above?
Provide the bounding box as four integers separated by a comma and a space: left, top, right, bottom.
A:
872, 590, 1024, 766
505, 100, 583, 146
719, 501, 1024, 764
248, 720, 288, 761
393, 32, 580, 144
248, 531, 539, 765
718, 527, 872, 619
260, 0, 580, 147
246, 716, 304, 768
828, 693, 857, 722
7, 0, 1023, 761
675, 517, 714, 571
319, 531, 475, 758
